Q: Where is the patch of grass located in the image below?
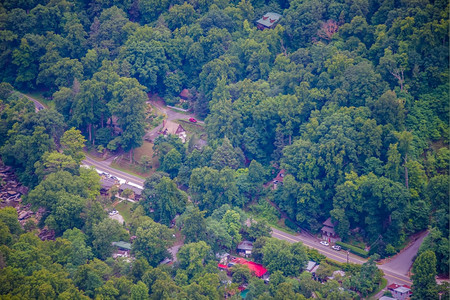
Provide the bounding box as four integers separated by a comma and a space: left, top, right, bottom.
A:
110, 161, 148, 179
176, 120, 206, 137
133, 141, 156, 162
247, 211, 297, 236
115, 201, 134, 224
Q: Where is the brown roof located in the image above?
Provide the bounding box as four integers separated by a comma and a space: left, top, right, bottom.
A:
321, 226, 335, 235
322, 217, 336, 228
179, 89, 191, 99
273, 169, 285, 182
162, 120, 185, 135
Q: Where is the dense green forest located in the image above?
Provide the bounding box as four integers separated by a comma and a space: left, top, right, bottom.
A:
0, 0, 448, 298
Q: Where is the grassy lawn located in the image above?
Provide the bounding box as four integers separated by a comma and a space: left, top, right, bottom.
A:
177, 120, 206, 136
133, 141, 157, 163
108, 141, 161, 178
247, 211, 298, 235
110, 161, 148, 179
114, 200, 134, 224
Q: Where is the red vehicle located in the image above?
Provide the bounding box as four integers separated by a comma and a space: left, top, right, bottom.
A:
189, 117, 197, 123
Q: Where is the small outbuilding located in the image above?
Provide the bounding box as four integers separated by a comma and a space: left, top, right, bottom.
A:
256, 12, 281, 30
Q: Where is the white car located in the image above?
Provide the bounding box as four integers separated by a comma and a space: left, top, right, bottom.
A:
320, 241, 329, 246
331, 245, 341, 251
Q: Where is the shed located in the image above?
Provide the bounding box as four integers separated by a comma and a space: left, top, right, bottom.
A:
256, 12, 281, 30
112, 241, 132, 250
305, 261, 317, 272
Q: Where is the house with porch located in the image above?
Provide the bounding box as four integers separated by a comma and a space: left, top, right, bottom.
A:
321, 217, 339, 241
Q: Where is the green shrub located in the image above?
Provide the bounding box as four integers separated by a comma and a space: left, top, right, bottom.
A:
335, 241, 370, 258
284, 219, 298, 231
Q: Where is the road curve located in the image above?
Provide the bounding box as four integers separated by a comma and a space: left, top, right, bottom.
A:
271, 228, 413, 286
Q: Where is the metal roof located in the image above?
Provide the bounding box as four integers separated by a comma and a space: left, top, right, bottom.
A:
112, 241, 132, 250
256, 12, 281, 28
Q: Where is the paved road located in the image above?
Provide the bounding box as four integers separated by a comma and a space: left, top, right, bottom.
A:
35, 93, 416, 287
271, 228, 414, 286
380, 231, 429, 276
20, 92, 45, 112
83, 155, 145, 186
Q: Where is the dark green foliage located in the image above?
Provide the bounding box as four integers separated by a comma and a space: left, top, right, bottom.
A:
335, 241, 370, 258
0, 0, 448, 296
411, 250, 438, 300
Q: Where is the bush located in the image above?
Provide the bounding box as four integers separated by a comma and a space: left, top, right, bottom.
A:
285, 219, 298, 231
335, 241, 370, 258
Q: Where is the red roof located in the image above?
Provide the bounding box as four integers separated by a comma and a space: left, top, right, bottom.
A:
388, 284, 411, 291
229, 257, 268, 277
218, 264, 227, 269
246, 261, 268, 277
274, 169, 285, 182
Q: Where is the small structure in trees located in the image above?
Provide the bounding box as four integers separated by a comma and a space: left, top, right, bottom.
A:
256, 12, 281, 30
321, 217, 339, 240
237, 240, 253, 257
160, 120, 187, 143
179, 89, 191, 100
272, 169, 285, 189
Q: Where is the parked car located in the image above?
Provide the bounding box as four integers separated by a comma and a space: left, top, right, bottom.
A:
320, 241, 329, 246
189, 117, 197, 123
331, 245, 341, 251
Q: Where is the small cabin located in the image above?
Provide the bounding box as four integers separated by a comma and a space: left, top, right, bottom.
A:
256, 12, 281, 30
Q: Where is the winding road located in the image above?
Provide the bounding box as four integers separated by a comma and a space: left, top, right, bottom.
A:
30, 94, 423, 288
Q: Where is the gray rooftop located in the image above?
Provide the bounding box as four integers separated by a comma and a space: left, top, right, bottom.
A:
101, 177, 118, 189
237, 240, 253, 251
119, 183, 143, 195
394, 286, 411, 293
256, 12, 281, 28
